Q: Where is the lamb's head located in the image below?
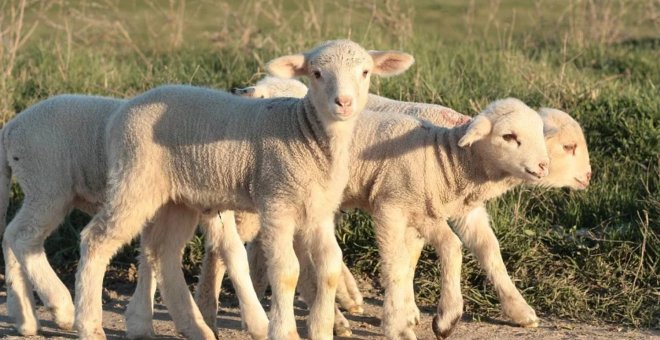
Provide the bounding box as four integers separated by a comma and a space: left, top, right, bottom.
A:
266, 39, 414, 122
458, 98, 550, 182
231, 76, 308, 99
538, 108, 592, 189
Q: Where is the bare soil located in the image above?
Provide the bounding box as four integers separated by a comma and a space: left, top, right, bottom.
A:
0, 283, 656, 340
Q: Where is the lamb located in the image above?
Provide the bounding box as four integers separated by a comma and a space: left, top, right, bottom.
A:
72, 39, 414, 340
204, 77, 590, 337
0, 94, 251, 338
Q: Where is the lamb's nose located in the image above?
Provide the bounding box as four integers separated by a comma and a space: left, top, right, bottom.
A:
335, 96, 352, 108
539, 161, 548, 171
586, 171, 592, 181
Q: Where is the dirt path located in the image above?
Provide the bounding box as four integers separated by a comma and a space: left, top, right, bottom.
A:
0, 287, 656, 340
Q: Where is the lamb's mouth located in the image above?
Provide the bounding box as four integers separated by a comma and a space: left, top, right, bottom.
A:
525, 168, 543, 180
574, 177, 589, 189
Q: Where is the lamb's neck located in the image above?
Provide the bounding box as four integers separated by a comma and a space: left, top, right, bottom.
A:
300, 97, 357, 166
426, 124, 514, 209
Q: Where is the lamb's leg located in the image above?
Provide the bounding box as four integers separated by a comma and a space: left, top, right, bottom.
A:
3, 198, 74, 332
141, 203, 216, 340
420, 219, 463, 339
294, 237, 352, 337
75, 181, 166, 340
2, 237, 38, 335
452, 206, 538, 327
247, 237, 269, 300
195, 214, 227, 332
215, 210, 269, 339
124, 248, 157, 338
403, 227, 426, 326
335, 262, 364, 315
373, 205, 416, 340
259, 207, 300, 340
304, 215, 343, 340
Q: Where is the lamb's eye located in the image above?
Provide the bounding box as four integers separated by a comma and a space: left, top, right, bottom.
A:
503, 133, 521, 146
362, 70, 369, 77
313, 70, 322, 79
563, 143, 577, 155
503, 133, 516, 142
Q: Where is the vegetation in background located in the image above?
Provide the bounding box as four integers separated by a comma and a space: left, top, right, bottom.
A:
1, 0, 658, 329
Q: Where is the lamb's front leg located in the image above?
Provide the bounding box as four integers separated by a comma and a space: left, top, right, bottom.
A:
451, 206, 538, 328
215, 211, 269, 339
303, 215, 344, 340
259, 208, 300, 340
402, 226, 426, 327
294, 236, 352, 337
373, 205, 416, 340
421, 219, 463, 339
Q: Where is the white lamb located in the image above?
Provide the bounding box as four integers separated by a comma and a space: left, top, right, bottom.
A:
0, 94, 258, 339
198, 77, 591, 337
72, 39, 414, 340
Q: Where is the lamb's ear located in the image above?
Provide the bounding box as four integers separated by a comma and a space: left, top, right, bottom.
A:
369, 50, 415, 77
231, 86, 257, 97
266, 54, 306, 79
458, 115, 492, 147
543, 123, 559, 140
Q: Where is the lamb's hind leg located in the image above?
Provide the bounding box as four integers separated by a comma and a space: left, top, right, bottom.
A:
452, 206, 538, 327
247, 236, 269, 300
124, 245, 157, 339
195, 214, 227, 332
335, 262, 364, 315
3, 197, 74, 333
141, 203, 216, 340
3, 236, 38, 335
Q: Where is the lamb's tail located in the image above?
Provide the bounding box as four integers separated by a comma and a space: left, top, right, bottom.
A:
0, 128, 12, 237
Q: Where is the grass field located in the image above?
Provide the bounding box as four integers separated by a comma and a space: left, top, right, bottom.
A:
1, 0, 658, 330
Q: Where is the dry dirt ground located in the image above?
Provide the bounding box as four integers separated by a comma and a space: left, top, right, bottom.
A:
0, 284, 657, 340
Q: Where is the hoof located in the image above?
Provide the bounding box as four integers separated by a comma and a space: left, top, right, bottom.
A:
519, 317, 540, 328
347, 305, 364, 315
408, 304, 421, 326
125, 321, 155, 339
78, 327, 107, 340
432, 314, 459, 339
14, 322, 39, 336
334, 325, 352, 337
503, 300, 539, 328
53, 308, 75, 331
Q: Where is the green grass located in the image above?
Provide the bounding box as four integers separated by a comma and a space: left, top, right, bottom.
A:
1, 0, 658, 330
